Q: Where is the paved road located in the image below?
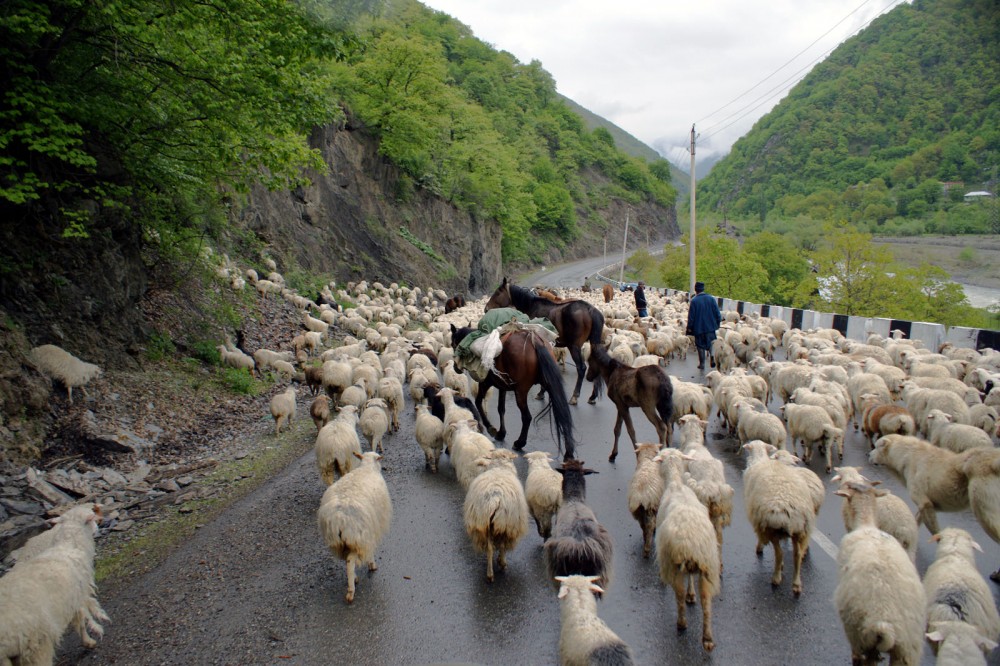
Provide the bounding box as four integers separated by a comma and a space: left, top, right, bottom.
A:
67, 333, 1000, 665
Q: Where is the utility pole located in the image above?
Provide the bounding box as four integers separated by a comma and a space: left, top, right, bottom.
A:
603, 237, 607, 268
689, 124, 697, 293
618, 210, 630, 285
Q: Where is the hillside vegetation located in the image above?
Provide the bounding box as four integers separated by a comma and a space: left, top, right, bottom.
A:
698, 0, 999, 235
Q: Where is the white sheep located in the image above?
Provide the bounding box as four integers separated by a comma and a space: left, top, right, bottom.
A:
315, 405, 361, 484
859, 394, 916, 447
360, 398, 390, 453
968, 403, 999, 437
339, 379, 368, 410
304, 312, 329, 334
0, 541, 101, 664
446, 419, 495, 490
846, 372, 890, 429
654, 448, 720, 652
29, 344, 103, 405
216, 345, 255, 375
735, 399, 787, 450
924, 528, 1000, 645
627, 443, 663, 558
961, 448, 1000, 580
926, 621, 998, 666
304, 330, 324, 355
414, 404, 445, 473
524, 451, 563, 541
833, 481, 926, 666
555, 575, 635, 666
269, 387, 297, 435
252, 348, 294, 372
789, 386, 848, 431
741, 440, 817, 596
321, 357, 354, 404
902, 383, 970, 436
442, 360, 472, 399
377, 376, 404, 433
674, 415, 734, 564
831, 466, 916, 561
781, 402, 843, 473
463, 449, 529, 582
926, 409, 994, 453
317, 451, 392, 603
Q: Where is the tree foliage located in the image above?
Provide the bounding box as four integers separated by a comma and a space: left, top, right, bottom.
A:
0, 0, 346, 237
698, 0, 1000, 233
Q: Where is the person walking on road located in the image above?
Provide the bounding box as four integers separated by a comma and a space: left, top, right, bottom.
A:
686, 281, 721, 370
634, 281, 648, 318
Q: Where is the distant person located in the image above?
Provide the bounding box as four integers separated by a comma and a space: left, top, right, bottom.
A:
634, 281, 648, 318
685, 281, 722, 370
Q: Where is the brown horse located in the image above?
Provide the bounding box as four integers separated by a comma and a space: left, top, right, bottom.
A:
602, 283, 614, 303
451, 324, 575, 459
586, 343, 674, 462
444, 293, 466, 314
485, 278, 604, 406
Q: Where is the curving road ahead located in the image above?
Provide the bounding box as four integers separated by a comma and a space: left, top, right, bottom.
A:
64, 262, 1000, 666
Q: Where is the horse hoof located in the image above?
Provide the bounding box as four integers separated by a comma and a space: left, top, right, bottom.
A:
587, 398, 597, 405
569, 396, 578, 406
512, 442, 526, 452
608, 454, 617, 463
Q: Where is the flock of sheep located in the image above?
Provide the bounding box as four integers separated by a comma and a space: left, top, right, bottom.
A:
9, 257, 1000, 665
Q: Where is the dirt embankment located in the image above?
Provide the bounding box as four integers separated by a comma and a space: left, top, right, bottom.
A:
874, 234, 1000, 290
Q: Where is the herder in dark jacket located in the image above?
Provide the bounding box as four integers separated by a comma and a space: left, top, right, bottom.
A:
685, 281, 722, 370
634, 281, 648, 318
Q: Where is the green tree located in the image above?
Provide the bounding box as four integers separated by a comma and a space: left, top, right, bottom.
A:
806, 224, 899, 316
743, 232, 809, 305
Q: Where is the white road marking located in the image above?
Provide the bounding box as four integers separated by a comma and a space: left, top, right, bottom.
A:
812, 529, 839, 559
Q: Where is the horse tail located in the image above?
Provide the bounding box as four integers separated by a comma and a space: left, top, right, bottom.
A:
655, 372, 674, 437
532, 335, 576, 460
588, 307, 605, 347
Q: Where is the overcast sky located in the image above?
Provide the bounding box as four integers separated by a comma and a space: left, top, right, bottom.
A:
421, 0, 907, 167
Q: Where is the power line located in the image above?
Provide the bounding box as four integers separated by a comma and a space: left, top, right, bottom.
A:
697, 0, 879, 127
697, 0, 907, 141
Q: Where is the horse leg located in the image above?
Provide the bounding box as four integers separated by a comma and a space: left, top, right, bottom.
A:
640, 403, 669, 448
621, 407, 639, 451
513, 388, 531, 451
477, 381, 499, 439
568, 345, 585, 405
535, 387, 546, 400
495, 389, 508, 441
610, 413, 623, 462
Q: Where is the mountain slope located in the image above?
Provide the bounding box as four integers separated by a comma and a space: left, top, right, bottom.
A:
698, 0, 1000, 226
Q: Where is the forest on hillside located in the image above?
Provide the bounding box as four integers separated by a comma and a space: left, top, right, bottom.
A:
698, 0, 999, 236
0, 0, 676, 275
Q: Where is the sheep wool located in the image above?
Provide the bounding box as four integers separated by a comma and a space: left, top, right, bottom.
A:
269, 387, 297, 435
524, 451, 564, 541
315, 405, 362, 485
462, 449, 529, 582
556, 575, 635, 666
30, 344, 102, 404
924, 528, 1000, 644
317, 452, 392, 603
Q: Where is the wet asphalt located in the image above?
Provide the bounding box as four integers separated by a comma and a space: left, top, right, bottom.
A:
65, 343, 1000, 666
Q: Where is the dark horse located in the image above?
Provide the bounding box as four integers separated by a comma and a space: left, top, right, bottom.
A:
586, 344, 673, 463
485, 277, 605, 406
451, 324, 576, 460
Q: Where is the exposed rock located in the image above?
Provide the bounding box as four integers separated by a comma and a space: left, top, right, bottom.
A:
25, 467, 75, 505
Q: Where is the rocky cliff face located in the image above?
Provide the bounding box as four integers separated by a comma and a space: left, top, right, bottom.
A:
237, 121, 503, 296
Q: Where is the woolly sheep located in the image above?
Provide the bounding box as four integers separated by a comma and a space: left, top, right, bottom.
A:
377, 377, 404, 433
833, 482, 925, 666
322, 358, 354, 404
304, 331, 324, 355
317, 451, 392, 603
735, 399, 787, 450
463, 450, 529, 582
360, 398, 391, 453
655, 448, 720, 651
29, 344, 103, 405
352, 364, 380, 399
781, 402, 843, 473
924, 528, 1000, 645
315, 405, 361, 484
846, 372, 890, 429
926, 621, 998, 666
0, 542, 102, 664
741, 440, 818, 596
555, 575, 635, 666
902, 383, 970, 436
447, 419, 495, 490
674, 415, 734, 564
626, 443, 663, 558
961, 448, 1000, 579
310, 395, 332, 432
926, 409, 994, 453
544, 460, 614, 593
414, 404, 445, 473
252, 348, 294, 372
216, 345, 255, 375
860, 394, 916, 447
831, 466, 917, 561
869, 434, 970, 535
271, 359, 296, 380
339, 380, 368, 410
524, 451, 563, 541
789, 386, 848, 431
968, 403, 999, 437
269, 387, 297, 435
